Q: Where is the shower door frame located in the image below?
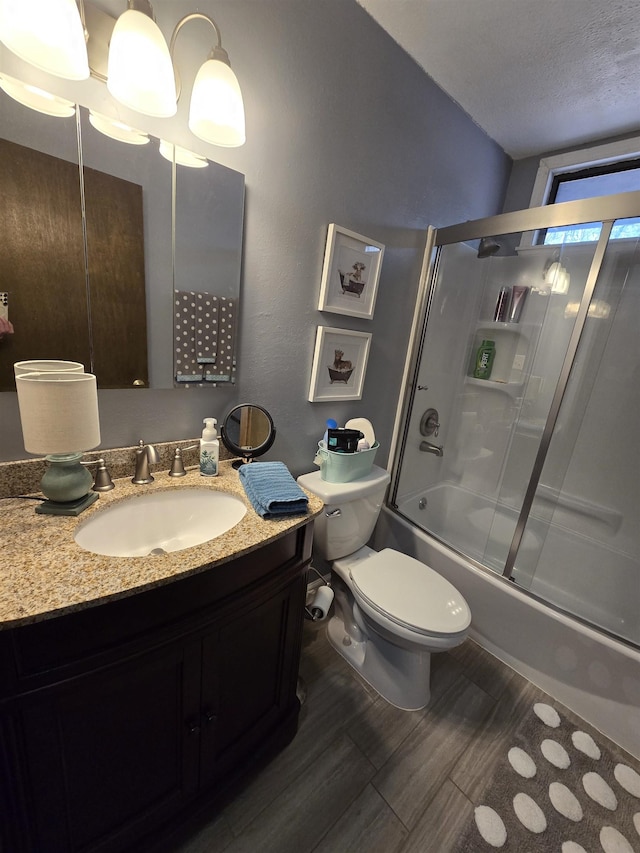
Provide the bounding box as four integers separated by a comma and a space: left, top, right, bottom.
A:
389, 189, 640, 583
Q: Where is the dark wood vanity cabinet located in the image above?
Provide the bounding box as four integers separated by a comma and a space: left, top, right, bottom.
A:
0, 522, 313, 853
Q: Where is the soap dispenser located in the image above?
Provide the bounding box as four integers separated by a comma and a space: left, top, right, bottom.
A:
200, 418, 219, 477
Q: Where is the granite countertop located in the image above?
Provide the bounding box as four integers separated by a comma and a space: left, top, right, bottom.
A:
0, 461, 323, 630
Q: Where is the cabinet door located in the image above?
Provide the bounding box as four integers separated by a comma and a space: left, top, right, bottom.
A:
11, 642, 200, 853
199, 575, 305, 788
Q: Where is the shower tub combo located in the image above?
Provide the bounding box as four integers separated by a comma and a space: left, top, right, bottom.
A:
380, 193, 640, 758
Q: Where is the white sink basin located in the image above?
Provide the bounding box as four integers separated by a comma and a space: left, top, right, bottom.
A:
74, 489, 247, 557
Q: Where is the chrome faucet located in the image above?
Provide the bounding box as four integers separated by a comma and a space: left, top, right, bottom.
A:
420, 439, 444, 457
132, 440, 160, 484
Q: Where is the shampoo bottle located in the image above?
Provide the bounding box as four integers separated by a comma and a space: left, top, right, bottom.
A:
200, 418, 219, 477
473, 340, 496, 380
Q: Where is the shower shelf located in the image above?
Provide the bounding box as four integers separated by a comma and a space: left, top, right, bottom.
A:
465, 376, 524, 396
470, 321, 534, 387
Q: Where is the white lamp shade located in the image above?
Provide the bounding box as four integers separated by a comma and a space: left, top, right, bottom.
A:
16, 371, 100, 455
89, 110, 150, 145
159, 139, 208, 168
0, 0, 89, 80
0, 73, 75, 117
14, 359, 84, 377
188, 58, 245, 147
107, 9, 177, 118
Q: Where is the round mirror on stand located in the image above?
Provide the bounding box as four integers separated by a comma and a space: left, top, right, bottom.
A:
220, 403, 276, 468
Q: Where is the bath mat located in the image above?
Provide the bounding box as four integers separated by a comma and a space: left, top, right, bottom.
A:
455, 701, 640, 852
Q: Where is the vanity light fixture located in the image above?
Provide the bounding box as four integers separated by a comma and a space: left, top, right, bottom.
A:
106, 0, 176, 118
104, 2, 245, 146
543, 259, 570, 294
0, 73, 76, 117
15, 369, 102, 516
0, 0, 89, 80
170, 13, 245, 148
159, 139, 208, 168
1, 0, 246, 147
88, 110, 150, 145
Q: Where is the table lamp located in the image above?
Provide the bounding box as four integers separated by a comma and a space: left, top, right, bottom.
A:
14, 359, 84, 378
15, 370, 101, 515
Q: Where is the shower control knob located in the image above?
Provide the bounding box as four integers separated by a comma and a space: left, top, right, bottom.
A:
420, 408, 441, 437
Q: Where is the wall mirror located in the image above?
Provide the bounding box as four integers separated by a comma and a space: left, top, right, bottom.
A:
220, 404, 276, 468
0, 83, 245, 391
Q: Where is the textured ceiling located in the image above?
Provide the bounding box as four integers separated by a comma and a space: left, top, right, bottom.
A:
357, 0, 640, 160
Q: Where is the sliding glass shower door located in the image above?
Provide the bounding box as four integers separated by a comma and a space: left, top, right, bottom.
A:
391, 198, 640, 647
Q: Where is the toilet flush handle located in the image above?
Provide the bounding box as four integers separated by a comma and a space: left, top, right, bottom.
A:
325, 508, 342, 518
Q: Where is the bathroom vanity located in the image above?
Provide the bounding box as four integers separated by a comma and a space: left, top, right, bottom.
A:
0, 463, 320, 852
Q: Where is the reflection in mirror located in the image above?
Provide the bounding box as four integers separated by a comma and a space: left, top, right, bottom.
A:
221, 404, 276, 468
0, 74, 245, 391
0, 90, 86, 391
172, 144, 244, 387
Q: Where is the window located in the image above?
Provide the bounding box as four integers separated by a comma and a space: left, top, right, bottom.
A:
527, 137, 640, 245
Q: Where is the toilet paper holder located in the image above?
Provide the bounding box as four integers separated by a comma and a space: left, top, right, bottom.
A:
305, 566, 334, 621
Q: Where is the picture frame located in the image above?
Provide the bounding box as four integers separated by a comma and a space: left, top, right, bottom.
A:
308, 326, 372, 402
317, 224, 385, 319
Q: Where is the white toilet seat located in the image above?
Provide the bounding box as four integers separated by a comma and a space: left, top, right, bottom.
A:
347, 548, 471, 639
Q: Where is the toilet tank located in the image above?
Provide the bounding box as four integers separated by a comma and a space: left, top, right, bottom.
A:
297, 466, 391, 560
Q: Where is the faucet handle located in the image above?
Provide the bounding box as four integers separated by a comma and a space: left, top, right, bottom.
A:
82, 457, 115, 492
169, 444, 198, 477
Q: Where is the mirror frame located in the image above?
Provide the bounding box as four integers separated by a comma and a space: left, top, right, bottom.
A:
220, 403, 276, 467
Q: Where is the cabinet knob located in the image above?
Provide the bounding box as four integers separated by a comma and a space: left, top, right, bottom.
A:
186, 720, 201, 736
203, 709, 217, 725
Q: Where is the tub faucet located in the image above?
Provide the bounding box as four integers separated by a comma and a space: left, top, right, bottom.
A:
132, 439, 160, 484
420, 439, 443, 457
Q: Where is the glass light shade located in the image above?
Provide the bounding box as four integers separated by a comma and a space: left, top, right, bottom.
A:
545, 261, 570, 295
159, 139, 208, 168
188, 58, 245, 147
0, 73, 75, 117
107, 9, 176, 118
14, 359, 84, 377
0, 0, 89, 80
89, 110, 150, 145
15, 371, 100, 455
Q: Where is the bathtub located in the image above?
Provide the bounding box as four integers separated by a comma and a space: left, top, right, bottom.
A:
374, 492, 640, 760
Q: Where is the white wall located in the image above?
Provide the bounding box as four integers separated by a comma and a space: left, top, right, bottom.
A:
0, 0, 511, 475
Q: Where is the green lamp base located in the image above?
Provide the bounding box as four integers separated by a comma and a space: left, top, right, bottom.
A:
35, 491, 99, 516
36, 453, 98, 516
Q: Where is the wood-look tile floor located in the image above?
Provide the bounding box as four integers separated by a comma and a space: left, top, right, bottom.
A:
171, 619, 632, 853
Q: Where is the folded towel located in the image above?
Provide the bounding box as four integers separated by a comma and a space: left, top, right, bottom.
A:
239, 461, 309, 519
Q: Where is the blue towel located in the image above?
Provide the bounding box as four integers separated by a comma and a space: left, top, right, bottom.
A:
239, 461, 309, 519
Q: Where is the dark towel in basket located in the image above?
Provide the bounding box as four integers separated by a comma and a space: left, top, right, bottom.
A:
239, 462, 309, 519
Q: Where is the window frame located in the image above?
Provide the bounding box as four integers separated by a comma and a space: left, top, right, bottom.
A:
521, 136, 640, 247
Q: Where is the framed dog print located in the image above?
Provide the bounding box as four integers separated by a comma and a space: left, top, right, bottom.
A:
317, 224, 384, 319
308, 326, 372, 402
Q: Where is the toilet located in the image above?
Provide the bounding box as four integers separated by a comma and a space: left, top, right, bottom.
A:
297, 465, 471, 710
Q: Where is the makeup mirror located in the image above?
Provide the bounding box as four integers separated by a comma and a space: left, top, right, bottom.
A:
220, 404, 276, 468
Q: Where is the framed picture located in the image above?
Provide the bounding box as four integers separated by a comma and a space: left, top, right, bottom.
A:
308, 326, 372, 402
318, 224, 385, 319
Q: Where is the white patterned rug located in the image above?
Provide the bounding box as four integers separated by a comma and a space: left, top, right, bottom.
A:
457, 702, 640, 852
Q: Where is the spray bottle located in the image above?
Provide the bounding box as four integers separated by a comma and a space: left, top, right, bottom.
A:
200, 418, 219, 477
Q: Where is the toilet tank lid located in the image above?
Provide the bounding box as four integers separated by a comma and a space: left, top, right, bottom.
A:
297, 465, 391, 503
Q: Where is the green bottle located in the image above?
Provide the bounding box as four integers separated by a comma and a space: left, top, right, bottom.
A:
473, 339, 495, 379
